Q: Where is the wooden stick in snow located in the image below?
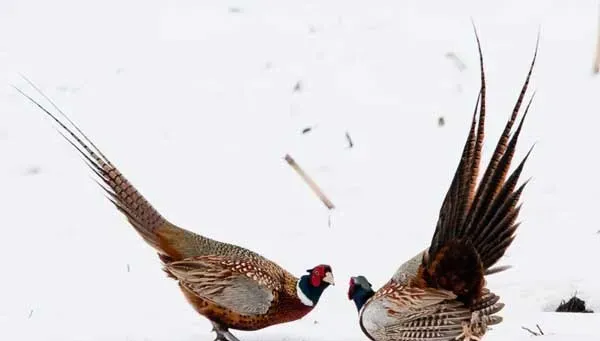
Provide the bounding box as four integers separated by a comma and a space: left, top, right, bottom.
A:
284, 154, 335, 210
521, 326, 540, 336
521, 324, 544, 336
594, 4, 600, 74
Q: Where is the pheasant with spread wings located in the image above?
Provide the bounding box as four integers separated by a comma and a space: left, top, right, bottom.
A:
348, 32, 537, 341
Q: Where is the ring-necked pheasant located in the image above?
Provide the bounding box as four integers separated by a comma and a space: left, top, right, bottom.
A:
16, 82, 334, 341
347, 31, 538, 341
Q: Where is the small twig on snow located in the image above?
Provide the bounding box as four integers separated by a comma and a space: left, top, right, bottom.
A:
536, 324, 544, 335
594, 3, 600, 74
445, 52, 467, 72
301, 127, 313, 134
438, 116, 445, 127
521, 326, 539, 336
345, 131, 354, 148
521, 324, 544, 336
293, 81, 302, 93
284, 154, 335, 210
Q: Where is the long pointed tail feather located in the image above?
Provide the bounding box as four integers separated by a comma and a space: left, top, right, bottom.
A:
14, 79, 176, 255
428, 30, 537, 270
421, 28, 538, 304
16, 79, 269, 263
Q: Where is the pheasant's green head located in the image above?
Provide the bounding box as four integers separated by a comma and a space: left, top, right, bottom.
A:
348, 275, 375, 312
297, 264, 334, 306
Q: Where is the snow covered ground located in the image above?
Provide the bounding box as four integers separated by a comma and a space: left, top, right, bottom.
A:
1, 0, 600, 340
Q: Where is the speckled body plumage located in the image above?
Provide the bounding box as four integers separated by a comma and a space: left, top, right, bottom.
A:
167, 255, 315, 330
349, 30, 538, 341
17, 81, 333, 340
357, 252, 505, 341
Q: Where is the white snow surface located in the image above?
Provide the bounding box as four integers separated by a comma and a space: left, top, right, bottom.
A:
1, 0, 600, 340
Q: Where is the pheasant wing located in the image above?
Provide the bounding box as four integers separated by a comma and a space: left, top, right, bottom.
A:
383, 302, 470, 341
369, 284, 505, 341
165, 255, 282, 315
363, 282, 471, 341
384, 290, 505, 341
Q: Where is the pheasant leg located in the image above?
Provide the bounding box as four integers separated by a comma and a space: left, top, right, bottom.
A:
455, 321, 481, 341
455, 313, 484, 341
211, 321, 241, 341
471, 310, 488, 335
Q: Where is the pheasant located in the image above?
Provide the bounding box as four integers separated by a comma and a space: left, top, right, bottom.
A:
347, 31, 538, 341
16, 83, 334, 341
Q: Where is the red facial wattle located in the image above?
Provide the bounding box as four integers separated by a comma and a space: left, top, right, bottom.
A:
311, 273, 321, 287
309, 264, 332, 287
348, 278, 356, 299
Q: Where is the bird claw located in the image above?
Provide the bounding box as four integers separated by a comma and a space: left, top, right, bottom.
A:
211, 322, 241, 341
455, 312, 486, 341
213, 331, 240, 341
455, 321, 481, 341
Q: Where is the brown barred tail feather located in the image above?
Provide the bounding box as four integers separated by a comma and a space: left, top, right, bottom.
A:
14, 77, 192, 259
421, 27, 538, 302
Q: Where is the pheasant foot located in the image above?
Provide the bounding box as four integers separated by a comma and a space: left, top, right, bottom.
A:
470, 310, 488, 335
455, 321, 481, 341
211, 321, 241, 341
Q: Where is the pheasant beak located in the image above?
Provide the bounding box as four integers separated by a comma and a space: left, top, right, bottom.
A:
322, 271, 335, 285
